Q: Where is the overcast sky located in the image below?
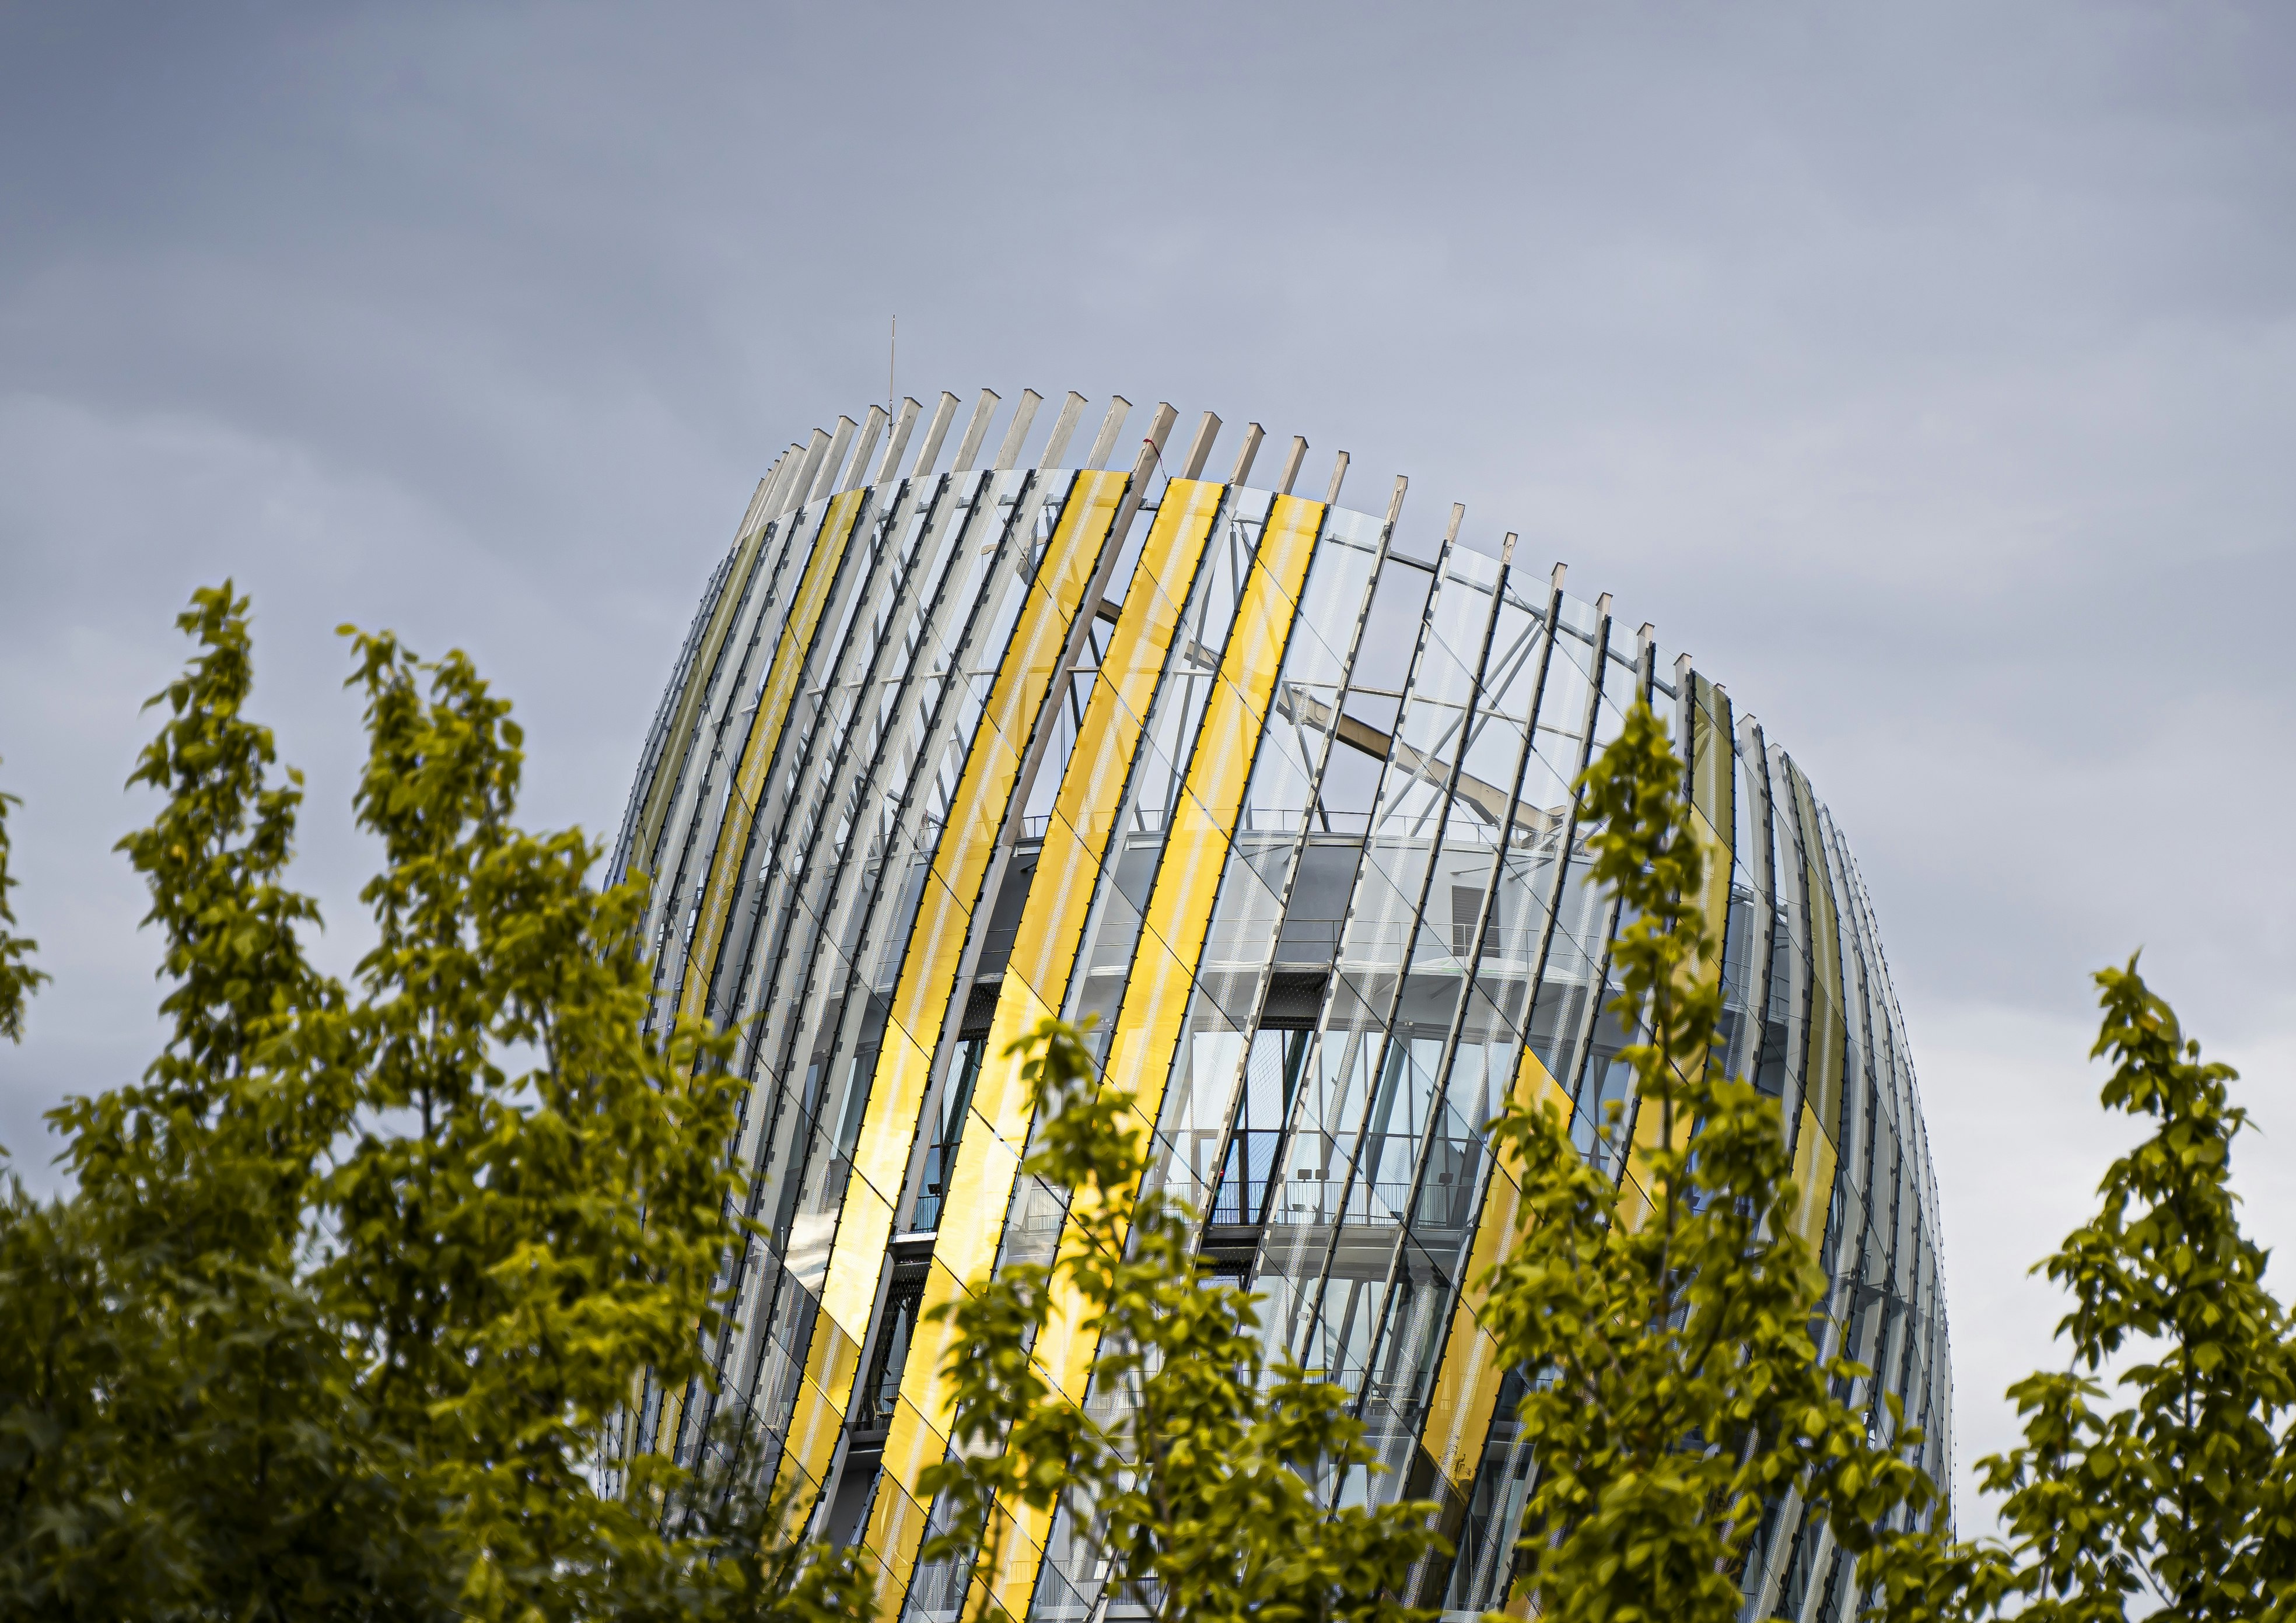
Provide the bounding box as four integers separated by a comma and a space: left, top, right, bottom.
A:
4, 1, 2292, 1537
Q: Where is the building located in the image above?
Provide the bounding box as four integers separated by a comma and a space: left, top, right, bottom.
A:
610, 388, 1951, 1621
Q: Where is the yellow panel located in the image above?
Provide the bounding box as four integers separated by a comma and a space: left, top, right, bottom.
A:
1419, 1045, 1570, 1487
1691, 807, 1735, 1033
1687, 674, 1735, 879
677, 489, 869, 1020
866, 477, 1230, 1596
859, 1399, 943, 1612
778, 1317, 866, 1509
860, 1381, 949, 1566
978, 492, 1325, 1606
1790, 1099, 1836, 1248
1618, 1089, 1678, 1235
1686, 689, 1740, 1183
631, 518, 776, 884
1618, 802, 1731, 1232
1790, 766, 1847, 1144
765, 470, 1130, 1501
978, 1505, 1042, 1622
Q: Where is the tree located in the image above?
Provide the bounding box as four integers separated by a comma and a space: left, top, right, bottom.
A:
0, 586, 868, 1622
921, 1017, 1448, 1623
1871, 960, 2296, 1623
4, 586, 445, 1620
0, 760, 45, 1044
1475, 700, 1946, 1623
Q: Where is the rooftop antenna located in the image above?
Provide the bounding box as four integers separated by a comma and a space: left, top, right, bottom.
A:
888, 316, 896, 420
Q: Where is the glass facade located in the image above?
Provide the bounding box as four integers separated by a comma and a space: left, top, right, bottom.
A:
611, 392, 1951, 1622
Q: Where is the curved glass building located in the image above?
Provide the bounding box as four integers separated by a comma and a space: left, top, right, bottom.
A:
611, 389, 1950, 1621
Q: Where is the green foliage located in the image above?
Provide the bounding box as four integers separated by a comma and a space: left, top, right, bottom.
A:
0, 585, 865, 1622
0, 759, 47, 1046
1477, 700, 1943, 1622
921, 1018, 1447, 1623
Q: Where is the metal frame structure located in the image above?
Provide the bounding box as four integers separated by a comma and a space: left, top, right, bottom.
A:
611, 391, 1952, 1623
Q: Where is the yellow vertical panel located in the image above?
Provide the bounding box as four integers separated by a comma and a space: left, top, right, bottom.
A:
1690, 807, 1734, 1026
867, 478, 1230, 1597
968, 1505, 1038, 1623
768, 471, 1129, 1501
880, 777, 1016, 1075
1790, 769, 1847, 1144
632, 518, 776, 884
890, 737, 1023, 1039
1617, 802, 1732, 1232
678, 489, 869, 1019
1790, 1099, 1836, 1247
1689, 682, 1737, 973
1419, 1046, 1571, 1487
1021, 933, 1200, 1389
859, 1399, 944, 1611
979, 493, 1324, 1607
861, 1366, 961, 1588
1688, 675, 1735, 896
1088, 926, 1199, 1153
991, 1511, 1049, 1620
777, 1317, 866, 1509
1805, 887, 1846, 1137
1619, 1088, 1682, 1235
914, 971, 1051, 1344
